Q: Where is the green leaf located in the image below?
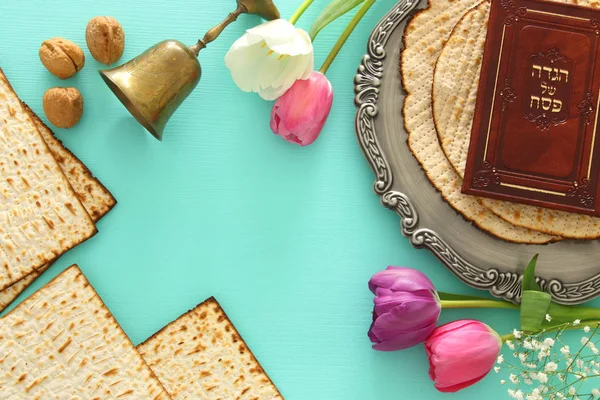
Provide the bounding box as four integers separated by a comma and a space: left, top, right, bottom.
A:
520, 290, 552, 332
308, 0, 365, 40
522, 254, 541, 292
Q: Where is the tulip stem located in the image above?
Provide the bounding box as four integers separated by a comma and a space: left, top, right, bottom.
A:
319, 0, 375, 74
440, 300, 520, 310
289, 0, 316, 25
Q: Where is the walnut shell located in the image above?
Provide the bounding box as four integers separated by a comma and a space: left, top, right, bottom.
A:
86, 16, 125, 65
43, 87, 83, 129
39, 38, 85, 79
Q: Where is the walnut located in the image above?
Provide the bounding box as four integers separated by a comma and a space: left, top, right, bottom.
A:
43, 88, 83, 129
86, 17, 125, 65
39, 38, 85, 79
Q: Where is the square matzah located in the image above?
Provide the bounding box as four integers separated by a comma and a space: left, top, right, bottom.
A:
0, 106, 116, 313
137, 297, 283, 399
0, 70, 96, 290
0, 265, 170, 399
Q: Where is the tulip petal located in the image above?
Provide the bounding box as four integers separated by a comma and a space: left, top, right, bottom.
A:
225, 19, 314, 99
369, 267, 436, 294
371, 323, 436, 351
424, 320, 502, 393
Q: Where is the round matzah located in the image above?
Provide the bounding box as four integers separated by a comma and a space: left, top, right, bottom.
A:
402, 0, 555, 243
432, 0, 600, 239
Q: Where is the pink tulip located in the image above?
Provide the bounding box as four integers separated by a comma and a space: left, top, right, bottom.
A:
368, 266, 441, 351
424, 320, 502, 392
270, 71, 333, 146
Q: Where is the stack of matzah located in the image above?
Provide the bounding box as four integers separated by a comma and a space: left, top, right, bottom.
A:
0, 265, 171, 398
402, 0, 600, 242
138, 297, 283, 399
0, 266, 283, 398
0, 69, 115, 313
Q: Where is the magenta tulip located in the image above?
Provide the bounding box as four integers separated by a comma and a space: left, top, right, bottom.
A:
368, 266, 441, 351
425, 320, 502, 392
270, 71, 333, 146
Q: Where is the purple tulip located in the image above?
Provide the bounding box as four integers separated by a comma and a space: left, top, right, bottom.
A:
368, 266, 441, 351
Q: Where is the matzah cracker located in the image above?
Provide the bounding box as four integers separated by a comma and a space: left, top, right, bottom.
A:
0, 265, 171, 399
0, 69, 96, 290
0, 106, 116, 313
137, 297, 283, 400
402, 0, 554, 243
432, 0, 600, 239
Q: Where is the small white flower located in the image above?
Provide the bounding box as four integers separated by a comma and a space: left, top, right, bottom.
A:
514, 329, 523, 338
537, 372, 548, 384
497, 355, 504, 364
529, 371, 538, 380
500, 379, 506, 384
519, 353, 528, 363
584, 325, 591, 333
574, 319, 581, 325
557, 373, 565, 382
577, 359, 585, 369
581, 336, 590, 346
543, 338, 555, 347
515, 390, 525, 400
510, 373, 519, 383
545, 313, 552, 322
506, 340, 515, 350
524, 377, 533, 385
526, 388, 543, 400
557, 393, 565, 399
524, 339, 534, 350
545, 362, 558, 372
224, 19, 314, 100
560, 345, 570, 356
569, 386, 577, 396
527, 363, 537, 369
592, 388, 600, 397
494, 366, 501, 373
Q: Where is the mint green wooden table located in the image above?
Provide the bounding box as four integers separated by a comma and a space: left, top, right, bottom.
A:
1, 1, 598, 398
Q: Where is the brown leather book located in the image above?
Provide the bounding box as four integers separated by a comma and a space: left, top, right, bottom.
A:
462, 0, 600, 216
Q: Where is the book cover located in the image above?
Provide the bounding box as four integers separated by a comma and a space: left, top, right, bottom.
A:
462, 0, 600, 216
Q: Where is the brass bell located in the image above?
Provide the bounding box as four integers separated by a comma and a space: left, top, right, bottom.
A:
99, 0, 280, 140
100, 40, 201, 140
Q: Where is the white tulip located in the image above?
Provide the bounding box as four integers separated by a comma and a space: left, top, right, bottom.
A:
225, 19, 314, 100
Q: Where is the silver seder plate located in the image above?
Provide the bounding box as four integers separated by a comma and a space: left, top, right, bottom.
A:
354, 0, 600, 305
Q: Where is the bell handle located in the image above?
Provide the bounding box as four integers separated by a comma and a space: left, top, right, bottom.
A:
190, 3, 247, 56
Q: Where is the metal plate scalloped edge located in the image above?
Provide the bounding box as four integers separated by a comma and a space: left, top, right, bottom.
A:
353, 0, 600, 304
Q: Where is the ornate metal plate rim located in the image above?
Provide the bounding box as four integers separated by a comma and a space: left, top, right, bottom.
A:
353, 0, 600, 305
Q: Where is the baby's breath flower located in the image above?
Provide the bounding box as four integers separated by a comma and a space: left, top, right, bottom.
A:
585, 326, 591, 333
574, 319, 581, 326
500, 379, 506, 384
576, 359, 585, 369
557, 373, 565, 382
494, 366, 501, 373
543, 338, 555, 347
497, 355, 504, 364
545, 314, 552, 322
519, 353, 527, 363
592, 388, 600, 397
524, 339, 534, 350
536, 372, 548, 384
506, 340, 515, 350
526, 388, 543, 400
545, 362, 558, 372
568, 386, 577, 396
509, 373, 519, 383
560, 345, 570, 356
514, 329, 523, 338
